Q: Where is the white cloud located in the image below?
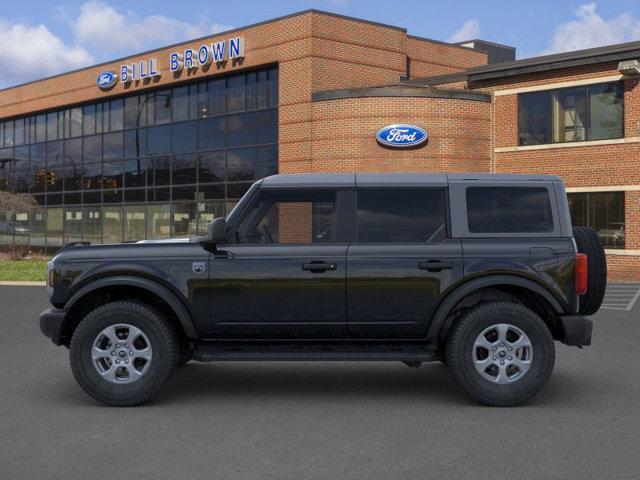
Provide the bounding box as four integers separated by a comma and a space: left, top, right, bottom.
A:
542, 3, 640, 54
448, 18, 481, 43
0, 20, 93, 88
71, 1, 232, 55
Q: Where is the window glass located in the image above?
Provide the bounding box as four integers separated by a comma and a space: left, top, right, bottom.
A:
102, 160, 123, 190
83, 206, 102, 243
14, 118, 25, 145
172, 202, 197, 237
227, 183, 252, 199
146, 204, 170, 239
0, 122, 4, 147
257, 146, 278, 178
124, 188, 146, 203
257, 109, 277, 145
226, 75, 245, 113
109, 100, 124, 131
199, 183, 225, 199
124, 205, 145, 241
29, 143, 47, 193
568, 192, 625, 249
590, 83, 623, 140
553, 87, 588, 142
172, 86, 189, 122
151, 156, 171, 186
172, 154, 197, 185
0, 148, 12, 191
236, 190, 336, 244
466, 187, 554, 233
518, 91, 551, 145
46, 207, 63, 247
227, 148, 256, 181
34, 115, 46, 143
172, 185, 196, 201
83, 134, 102, 163
147, 125, 171, 155
246, 72, 256, 110
46, 141, 63, 193
29, 207, 46, 247
196, 83, 207, 118
207, 79, 225, 115
96, 103, 105, 133
123, 158, 149, 188
103, 132, 123, 160
198, 116, 225, 150
13, 146, 29, 193
197, 200, 226, 234
356, 189, 446, 243
83, 105, 96, 136
172, 120, 197, 153
227, 112, 256, 147
83, 161, 102, 190
103, 188, 122, 204
123, 96, 139, 129
47, 113, 58, 141
64, 207, 83, 243
154, 91, 171, 124
103, 206, 122, 243
69, 108, 82, 138
4, 121, 14, 146
64, 138, 82, 192
124, 128, 146, 158
519, 82, 623, 145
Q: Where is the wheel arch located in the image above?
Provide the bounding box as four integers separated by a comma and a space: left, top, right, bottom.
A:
428, 275, 565, 344
60, 275, 198, 347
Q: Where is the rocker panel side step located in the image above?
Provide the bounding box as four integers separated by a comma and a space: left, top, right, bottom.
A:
192, 343, 437, 362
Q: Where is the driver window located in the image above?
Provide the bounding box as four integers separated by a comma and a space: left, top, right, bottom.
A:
236, 190, 337, 244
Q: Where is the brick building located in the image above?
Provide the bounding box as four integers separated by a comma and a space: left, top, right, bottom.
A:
0, 10, 637, 280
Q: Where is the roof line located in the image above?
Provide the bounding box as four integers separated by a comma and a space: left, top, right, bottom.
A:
0, 9, 407, 94
406, 34, 481, 53
453, 39, 516, 51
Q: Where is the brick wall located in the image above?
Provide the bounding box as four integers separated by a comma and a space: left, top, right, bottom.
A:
406, 37, 487, 79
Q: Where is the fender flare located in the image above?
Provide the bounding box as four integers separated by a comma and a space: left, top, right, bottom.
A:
427, 275, 565, 340
64, 275, 198, 339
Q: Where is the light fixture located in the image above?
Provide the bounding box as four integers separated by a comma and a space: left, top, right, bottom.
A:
618, 60, 640, 75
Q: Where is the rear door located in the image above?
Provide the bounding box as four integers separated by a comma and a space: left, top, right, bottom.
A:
346, 187, 464, 339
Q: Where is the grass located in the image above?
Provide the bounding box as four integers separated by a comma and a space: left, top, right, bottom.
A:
0, 260, 48, 282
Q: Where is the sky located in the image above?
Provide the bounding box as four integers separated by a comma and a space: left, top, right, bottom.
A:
2, 0, 640, 88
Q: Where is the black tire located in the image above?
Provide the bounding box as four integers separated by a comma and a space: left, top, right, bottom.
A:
446, 302, 555, 407
573, 226, 607, 316
70, 301, 178, 407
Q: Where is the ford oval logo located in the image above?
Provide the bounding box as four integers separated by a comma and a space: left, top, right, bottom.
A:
376, 124, 428, 148
96, 71, 118, 90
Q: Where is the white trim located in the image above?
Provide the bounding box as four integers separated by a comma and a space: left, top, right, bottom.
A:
567, 185, 640, 193
494, 136, 640, 153
493, 74, 625, 96
605, 249, 640, 256
0, 281, 45, 286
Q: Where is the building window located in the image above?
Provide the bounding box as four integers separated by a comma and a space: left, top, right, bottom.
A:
568, 192, 625, 249
0, 66, 278, 252
518, 82, 623, 145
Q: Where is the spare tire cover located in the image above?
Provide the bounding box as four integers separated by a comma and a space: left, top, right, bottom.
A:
573, 226, 607, 315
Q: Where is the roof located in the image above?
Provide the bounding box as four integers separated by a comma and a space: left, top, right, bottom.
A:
260, 173, 560, 189
466, 39, 640, 81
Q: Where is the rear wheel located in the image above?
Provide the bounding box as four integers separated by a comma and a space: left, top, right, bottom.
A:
446, 301, 555, 406
70, 301, 177, 407
573, 226, 607, 315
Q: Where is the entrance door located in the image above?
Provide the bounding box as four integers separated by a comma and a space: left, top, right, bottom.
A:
211, 188, 348, 339
347, 188, 464, 339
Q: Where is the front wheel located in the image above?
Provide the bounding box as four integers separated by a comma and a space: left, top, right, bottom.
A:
446, 302, 555, 407
70, 301, 178, 407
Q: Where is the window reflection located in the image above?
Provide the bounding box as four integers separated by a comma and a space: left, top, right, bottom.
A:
0, 67, 277, 250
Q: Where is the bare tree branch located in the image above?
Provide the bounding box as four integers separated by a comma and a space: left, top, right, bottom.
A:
0, 191, 37, 214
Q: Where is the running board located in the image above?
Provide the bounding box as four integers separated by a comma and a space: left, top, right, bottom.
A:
192, 343, 437, 362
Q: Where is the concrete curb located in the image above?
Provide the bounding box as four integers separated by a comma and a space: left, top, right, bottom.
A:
0, 281, 46, 286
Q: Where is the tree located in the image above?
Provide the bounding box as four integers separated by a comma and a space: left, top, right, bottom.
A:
0, 191, 37, 215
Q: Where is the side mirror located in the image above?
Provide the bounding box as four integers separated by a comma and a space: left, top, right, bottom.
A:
208, 217, 228, 243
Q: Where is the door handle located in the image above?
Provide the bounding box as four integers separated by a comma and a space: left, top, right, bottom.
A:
302, 262, 337, 272
418, 260, 453, 272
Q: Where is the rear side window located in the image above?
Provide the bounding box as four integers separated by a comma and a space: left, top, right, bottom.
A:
466, 187, 554, 233
356, 189, 446, 243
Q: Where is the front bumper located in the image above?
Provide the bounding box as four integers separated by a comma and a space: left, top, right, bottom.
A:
39, 308, 68, 346
559, 314, 593, 346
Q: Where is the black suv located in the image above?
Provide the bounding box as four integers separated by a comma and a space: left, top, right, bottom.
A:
39, 173, 606, 407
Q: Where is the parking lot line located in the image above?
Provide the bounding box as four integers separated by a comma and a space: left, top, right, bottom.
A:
601, 283, 640, 311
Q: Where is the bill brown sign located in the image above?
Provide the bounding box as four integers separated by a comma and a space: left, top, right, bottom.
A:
97, 36, 245, 89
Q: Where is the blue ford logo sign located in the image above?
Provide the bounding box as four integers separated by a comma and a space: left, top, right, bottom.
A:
96, 71, 118, 90
376, 124, 428, 148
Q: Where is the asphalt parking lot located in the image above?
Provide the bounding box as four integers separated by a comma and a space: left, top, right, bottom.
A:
1, 286, 639, 480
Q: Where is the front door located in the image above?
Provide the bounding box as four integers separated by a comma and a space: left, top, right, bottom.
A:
347, 188, 464, 339
211, 188, 348, 339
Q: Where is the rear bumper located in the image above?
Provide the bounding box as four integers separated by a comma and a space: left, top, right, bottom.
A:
39, 308, 67, 346
559, 314, 593, 346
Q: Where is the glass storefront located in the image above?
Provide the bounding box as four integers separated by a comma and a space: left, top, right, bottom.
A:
0, 66, 278, 251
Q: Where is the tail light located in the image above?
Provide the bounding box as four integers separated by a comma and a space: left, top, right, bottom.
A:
575, 253, 588, 295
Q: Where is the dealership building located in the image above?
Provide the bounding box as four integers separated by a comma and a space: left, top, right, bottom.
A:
0, 10, 638, 280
